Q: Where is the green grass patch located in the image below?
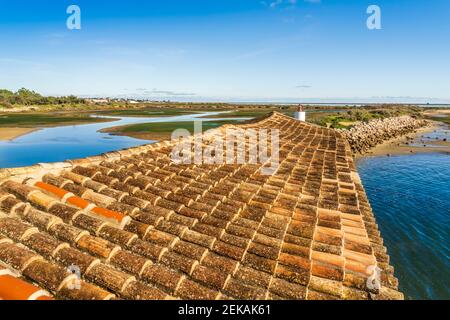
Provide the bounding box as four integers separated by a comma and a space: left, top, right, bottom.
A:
120, 119, 245, 134
308, 110, 388, 129
202, 109, 296, 119
426, 116, 450, 125
202, 110, 275, 118
97, 108, 211, 117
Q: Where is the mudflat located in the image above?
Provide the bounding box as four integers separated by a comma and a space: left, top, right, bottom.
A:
356, 122, 450, 159
0, 127, 37, 141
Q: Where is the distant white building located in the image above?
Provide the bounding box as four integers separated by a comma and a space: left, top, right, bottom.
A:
88, 98, 109, 104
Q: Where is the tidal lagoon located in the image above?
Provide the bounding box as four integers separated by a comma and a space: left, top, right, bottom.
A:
357, 153, 450, 300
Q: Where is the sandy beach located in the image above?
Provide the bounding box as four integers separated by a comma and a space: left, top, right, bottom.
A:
0, 127, 37, 141
356, 121, 450, 159
423, 109, 450, 117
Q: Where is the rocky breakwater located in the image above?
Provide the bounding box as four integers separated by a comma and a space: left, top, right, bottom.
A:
338, 116, 430, 154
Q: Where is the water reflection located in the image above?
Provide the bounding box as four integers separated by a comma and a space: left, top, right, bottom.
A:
0, 112, 244, 168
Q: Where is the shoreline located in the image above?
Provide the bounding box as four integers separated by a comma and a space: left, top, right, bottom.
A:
0, 118, 118, 142
355, 121, 450, 160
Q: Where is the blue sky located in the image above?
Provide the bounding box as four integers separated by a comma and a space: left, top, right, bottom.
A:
0, 0, 449, 103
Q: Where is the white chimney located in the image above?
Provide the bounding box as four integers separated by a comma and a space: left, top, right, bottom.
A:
295, 105, 306, 122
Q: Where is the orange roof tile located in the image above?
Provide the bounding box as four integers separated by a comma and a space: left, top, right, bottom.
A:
0, 269, 53, 300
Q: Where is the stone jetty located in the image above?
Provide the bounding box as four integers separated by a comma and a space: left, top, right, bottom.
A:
338, 116, 429, 154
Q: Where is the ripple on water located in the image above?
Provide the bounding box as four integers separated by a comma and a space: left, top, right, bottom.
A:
357, 153, 450, 300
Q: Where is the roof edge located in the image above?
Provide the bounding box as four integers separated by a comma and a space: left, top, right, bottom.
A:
0, 111, 289, 182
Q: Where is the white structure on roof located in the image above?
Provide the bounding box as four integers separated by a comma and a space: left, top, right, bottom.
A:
294, 105, 306, 122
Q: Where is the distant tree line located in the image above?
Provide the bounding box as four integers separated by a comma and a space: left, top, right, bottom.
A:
0, 88, 85, 108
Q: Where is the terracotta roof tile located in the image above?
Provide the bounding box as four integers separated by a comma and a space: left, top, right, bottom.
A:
22, 259, 75, 292
191, 265, 230, 290
84, 262, 136, 294
127, 239, 166, 262
54, 247, 99, 274
270, 278, 307, 300
202, 252, 238, 274
0, 268, 52, 300
24, 232, 68, 259
0, 217, 38, 241
0, 112, 402, 300
176, 278, 220, 300
121, 280, 169, 300
224, 278, 267, 300
140, 263, 184, 293
98, 225, 137, 247
0, 242, 41, 271
76, 234, 120, 259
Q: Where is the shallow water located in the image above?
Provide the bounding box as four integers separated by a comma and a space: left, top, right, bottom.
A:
357, 153, 450, 300
0, 112, 244, 168
408, 126, 450, 148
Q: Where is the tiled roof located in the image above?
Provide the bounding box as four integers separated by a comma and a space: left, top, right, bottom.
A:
0, 112, 403, 300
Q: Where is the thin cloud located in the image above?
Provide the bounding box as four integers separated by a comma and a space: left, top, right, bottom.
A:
261, 0, 319, 9
296, 85, 312, 89
140, 89, 196, 97
261, 0, 297, 9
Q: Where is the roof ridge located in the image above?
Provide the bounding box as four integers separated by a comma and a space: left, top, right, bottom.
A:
0, 111, 338, 183
0, 112, 292, 181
